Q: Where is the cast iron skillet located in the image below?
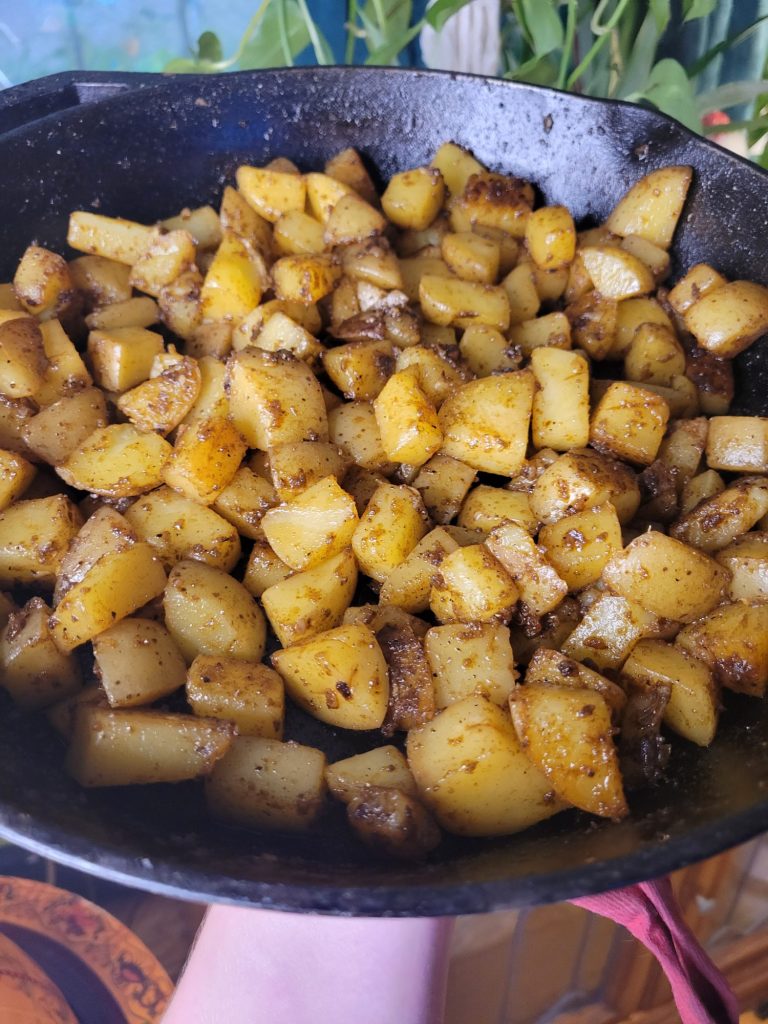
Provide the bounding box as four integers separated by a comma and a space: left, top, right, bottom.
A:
0, 67, 767, 916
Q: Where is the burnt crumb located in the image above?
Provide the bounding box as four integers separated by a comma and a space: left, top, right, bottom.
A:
336, 681, 353, 700
577, 704, 595, 718
514, 603, 543, 638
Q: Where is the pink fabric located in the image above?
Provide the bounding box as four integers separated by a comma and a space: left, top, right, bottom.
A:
571, 877, 739, 1024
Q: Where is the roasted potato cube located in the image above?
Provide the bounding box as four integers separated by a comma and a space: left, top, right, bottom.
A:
0, 394, 41, 457
439, 370, 534, 475
459, 323, 520, 376
267, 441, 348, 503
420, 274, 510, 331
272, 209, 324, 256
379, 527, 459, 613
671, 477, 768, 552
622, 640, 717, 746
33, 318, 91, 407
412, 453, 476, 525
580, 245, 654, 300
262, 547, 356, 647
129, 229, 196, 297
324, 339, 394, 401
163, 560, 265, 664
676, 602, 768, 697
92, 618, 186, 707
272, 254, 339, 305
86, 295, 159, 331
441, 231, 499, 284
590, 381, 669, 466
510, 596, 581, 666
341, 239, 403, 290
227, 348, 328, 450
485, 522, 566, 617
453, 172, 533, 237
715, 533, 768, 603
262, 476, 358, 571
69, 253, 132, 308
407, 696, 562, 836
162, 416, 246, 506
326, 745, 417, 802
509, 685, 627, 819
352, 482, 429, 583
243, 536, 293, 596
117, 355, 201, 435
346, 785, 441, 860
161, 206, 221, 250
272, 623, 388, 730
458, 485, 536, 535
0, 449, 35, 510
377, 621, 435, 734
236, 165, 307, 223
624, 323, 686, 387
53, 506, 135, 605
425, 622, 517, 708
67, 211, 154, 265
394, 345, 468, 408
567, 291, 617, 360
430, 142, 484, 197
705, 416, 768, 473
602, 531, 728, 622
382, 166, 444, 230
157, 268, 203, 341
508, 311, 572, 357
429, 543, 518, 624
562, 592, 660, 671
187, 656, 284, 739
220, 185, 273, 254
324, 192, 386, 246
87, 326, 163, 393
525, 205, 576, 270
250, 310, 325, 366
612, 296, 674, 357
538, 503, 622, 591
303, 171, 354, 222
684, 343, 734, 416
525, 648, 626, 718
329, 401, 394, 474
124, 486, 241, 572
684, 280, 768, 358
619, 234, 670, 283
502, 263, 540, 324
324, 147, 378, 204
199, 232, 265, 324
68, 706, 234, 786
530, 346, 589, 451
605, 166, 692, 249
57, 423, 171, 499
206, 736, 325, 830
530, 448, 640, 526
373, 369, 442, 467
0, 597, 80, 709
0, 494, 82, 588
0, 316, 47, 398
13, 245, 75, 321
399, 256, 454, 302
210, 466, 276, 540
667, 263, 726, 316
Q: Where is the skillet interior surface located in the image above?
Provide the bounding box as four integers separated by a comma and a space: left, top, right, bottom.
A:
0, 67, 767, 915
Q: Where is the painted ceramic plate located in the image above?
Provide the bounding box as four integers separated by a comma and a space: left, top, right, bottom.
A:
0, 876, 173, 1023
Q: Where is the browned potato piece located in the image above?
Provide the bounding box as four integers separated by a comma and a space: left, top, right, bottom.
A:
453, 172, 533, 238
262, 476, 358, 571
566, 291, 617, 360
530, 347, 590, 451
684, 281, 768, 357
412, 453, 476, 525
670, 477, 768, 552
236, 165, 306, 223
212, 467, 277, 540
0, 597, 81, 709
187, 656, 284, 739
420, 274, 510, 331
538, 503, 622, 591
162, 416, 246, 506
407, 696, 563, 837
0, 316, 47, 397
21, 388, 107, 466
268, 442, 349, 503
87, 326, 164, 393
129, 229, 196, 297
705, 416, 768, 473
624, 323, 686, 387
580, 246, 654, 300
329, 401, 394, 474
509, 685, 627, 819
530, 448, 640, 526
325, 193, 386, 246
458, 485, 536, 536
57, 424, 171, 498
0, 449, 35, 510
92, 618, 186, 707
0, 394, 37, 456
715, 533, 768, 603
382, 167, 444, 230
525, 206, 576, 270
206, 736, 326, 831
326, 745, 418, 801
262, 548, 357, 647
14, 245, 75, 319
622, 640, 718, 746
272, 254, 339, 304
379, 527, 458, 613
69, 254, 132, 307
68, 706, 234, 786
377, 621, 435, 735
676, 602, 768, 697
346, 786, 441, 860
485, 522, 567, 617
352, 482, 429, 583
374, 369, 442, 467
612, 296, 674, 357
590, 381, 669, 466
161, 206, 222, 249
116, 356, 201, 436
562, 593, 660, 671
272, 623, 389, 730
525, 649, 626, 718
0, 494, 82, 588
324, 339, 395, 401
680, 469, 725, 515
429, 544, 518, 625
667, 263, 726, 316
220, 185, 273, 254
430, 142, 484, 197
243, 538, 293, 598
459, 323, 520, 376
425, 621, 517, 708
441, 231, 499, 283
605, 166, 692, 249
325, 147, 379, 204
251, 311, 324, 366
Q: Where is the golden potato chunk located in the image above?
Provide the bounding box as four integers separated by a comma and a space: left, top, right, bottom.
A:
346, 786, 441, 860
0, 597, 81, 709
0, 494, 82, 588
187, 656, 284, 738
581, 245, 654, 300
325, 146, 379, 204
87, 326, 164, 393
268, 441, 349, 502
525, 205, 576, 270
425, 622, 517, 708
670, 477, 768, 552
0, 316, 47, 398
272, 254, 339, 304
326, 745, 418, 802
538, 503, 622, 591
441, 231, 499, 284
676, 602, 768, 697
379, 527, 458, 613
236, 165, 307, 223
262, 476, 358, 571
530, 448, 640, 525
324, 339, 395, 401
325, 192, 386, 246
562, 593, 660, 671
715, 533, 768, 603
117, 355, 201, 435
486, 522, 567, 617
684, 280, 768, 358
420, 274, 510, 331
412, 453, 476, 525
212, 466, 277, 540
589, 381, 669, 466
605, 166, 692, 249
67, 211, 154, 265
92, 618, 186, 707
22, 388, 107, 466
525, 649, 626, 718
705, 416, 768, 473
624, 323, 686, 387
667, 263, 726, 316
508, 311, 572, 357
430, 142, 484, 197
0, 449, 35, 510
429, 544, 518, 624
262, 547, 357, 647
530, 346, 590, 451
382, 166, 444, 230
57, 423, 171, 499
373, 369, 442, 467
243, 538, 293, 598
352, 482, 429, 583
162, 416, 247, 506
130, 229, 196, 298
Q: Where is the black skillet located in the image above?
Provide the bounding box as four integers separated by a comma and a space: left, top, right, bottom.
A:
0, 67, 767, 916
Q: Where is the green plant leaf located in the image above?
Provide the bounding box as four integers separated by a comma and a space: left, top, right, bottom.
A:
365, 21, 423, 64
519, 0, 564, 56
238, 0, 310, 68
615, 10, 660, 99
197, 31, 224, 63
689, 15, 768, 77
697, 79, 768, 114
650, 0, 671, 34
425, 0, 474, 32
295, 0, 335, 63
683, 0, 717, 21
631, 58, 701, 132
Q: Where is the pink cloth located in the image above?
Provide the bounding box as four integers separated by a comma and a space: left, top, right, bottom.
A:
571, 877, 740, 1024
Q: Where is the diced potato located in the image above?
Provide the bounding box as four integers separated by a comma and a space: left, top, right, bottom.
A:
509, 685, 627, 819
243, 538, 293, 598
382, 167, 444, 230
53, 506, 135, 605
32, 319, 91, 407
439, 371, 534, 475
67, 211, 154, 265
124, 486, 241, 572
425, 622, 517, 708
612, 296, 673, 357
352, 482, 429, 583
394, 345, 468, 409
580, 245, 654, 300
129, 229, 196, 298
441, 231, 499, 283
68, 706, 234, 786
181, 355, 229, 427
187, 656, 284, 739
343, 603, 429, 638
619, 235, 670, 282
671, 477, 768, 552
379, 527, 459, 612
508, 311, 572, 357
684, 343, 734, 416
684, 280, 768, 358
602, 531, 728, 622
399, 256, 454, 302
530, 347, 589, 451
429, 543, 518, 624
206, 736, 325, 830
200, 232, 265, 324
262, 547, 356, 647
373, 369, 442, 467
325, 192, 386, 246
157, 268, 203, 341
346, 785, 441, 859
624, 323, 686, 387
407, 696, 562, 836
46, 684, 108, 740
459, 323, 520, 376
117, 356, 201, 435
420, 274, 510, 331
272, 623, 388, 730
715, 533, 768, 603
210, 466, 276, 540
510, 596, 581, 666
13, 245, 75, 322
538, 503, 622, 591
458, 485, 536, 535
0, 494, 82, 588
0, 316, 47, 398
236, 165, 307, 223
525, 649, 626, 718
267, 441, 348, 503
507, 448, 560, 494
272, 254, 339, 304
251, 311, 325, 366
590, 381, 669, 466
430, 142, 484, 197
0, 395, 39, 456
0, 597, 80, 709
525, 205, 576, 270
233, 297, 322, 342
567, 291, 617, 360
272, 209, 324, 256
57, 423, 171, 498
502, 263, 541, 324
0, 449, 35, 510
562, 592, 660, 671
376, 619, 435, 734
262, 476, 358, 572
162, 205, 222, 249
219, 186, 272, 256
326, 746, 417, 802
322, 147, 377, 205
667, 263, 726, 316
69, 254, 132, 307
605, 166, 692, 248
676, 602, 768, 697
87, 326, 164, 393
453, 172, 533, 237
485, 522, 567, 616
324, 339, 394, 401
622, 640, 717, 746
530, 448, 640, 526
92, 618, 186, 707
162, 416, 245, 506
411, 453, 476, 525
329, 400, 394, 474
303, 171, 354, 223
705, 416, 768, 473
86, 296, 159, 331
227, 348, 328, 450
163, 560, 266, 664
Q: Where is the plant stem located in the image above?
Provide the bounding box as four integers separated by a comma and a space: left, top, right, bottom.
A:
556, 0, 578, 91
345, 0, 359, 64
372, 0, 387, 41
295, 0, 332, 64
567, 0, 632, 91
277, 0, 294, 65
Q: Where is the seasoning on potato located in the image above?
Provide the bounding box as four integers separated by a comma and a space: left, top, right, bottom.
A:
0, 140, 766, 860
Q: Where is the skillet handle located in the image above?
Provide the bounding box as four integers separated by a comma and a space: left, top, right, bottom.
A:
0, 71, 163, 137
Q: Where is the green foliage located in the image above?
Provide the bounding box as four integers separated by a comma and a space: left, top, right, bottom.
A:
163, 0, 768, 163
